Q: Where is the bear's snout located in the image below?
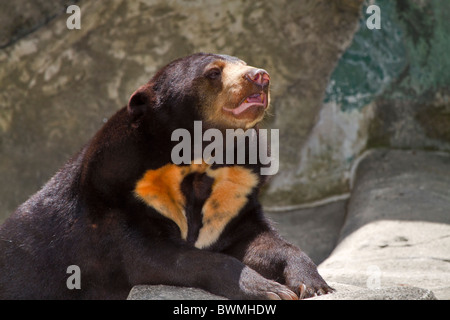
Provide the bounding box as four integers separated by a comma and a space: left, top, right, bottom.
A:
245, 68, 270, 88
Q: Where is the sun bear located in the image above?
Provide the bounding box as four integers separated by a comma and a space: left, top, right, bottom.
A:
0, 53, 332, 299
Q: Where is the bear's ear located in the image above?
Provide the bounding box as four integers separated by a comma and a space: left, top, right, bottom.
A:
127, 85, 154, 120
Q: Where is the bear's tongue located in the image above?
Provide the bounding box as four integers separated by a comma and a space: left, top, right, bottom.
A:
227, 93, 266, 115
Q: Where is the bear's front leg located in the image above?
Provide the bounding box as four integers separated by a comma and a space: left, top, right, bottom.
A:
122, 239, 298, 300
232, 228, 334, 299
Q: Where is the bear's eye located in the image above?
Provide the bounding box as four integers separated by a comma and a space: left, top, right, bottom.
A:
205, 67, 222, 80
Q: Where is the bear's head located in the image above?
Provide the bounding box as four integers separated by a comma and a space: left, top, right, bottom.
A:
127, 53, 270, 131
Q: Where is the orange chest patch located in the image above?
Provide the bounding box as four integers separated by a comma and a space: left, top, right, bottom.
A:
134, 163, 258, 248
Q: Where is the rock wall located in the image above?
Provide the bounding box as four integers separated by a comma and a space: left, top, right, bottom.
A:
0, 0, 362, 222
265, 0, 450, 207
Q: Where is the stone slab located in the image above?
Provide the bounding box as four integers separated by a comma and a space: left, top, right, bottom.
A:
308, 283, 437, 300
319, 149, 450, 300
127, 282, 437, 300
127, 285, 226, 300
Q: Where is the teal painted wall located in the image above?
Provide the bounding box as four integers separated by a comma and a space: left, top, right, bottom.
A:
325, 0, 450, 112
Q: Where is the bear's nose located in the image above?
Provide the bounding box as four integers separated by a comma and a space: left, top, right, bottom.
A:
245, 68, 270, 88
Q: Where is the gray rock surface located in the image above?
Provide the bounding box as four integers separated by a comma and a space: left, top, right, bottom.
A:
342, 149, 450, 238
126, 282, 437, 301
318, 220, 450, 299
127, 285, 226, 300
318, 149, 450, 300
0, 0, 78, 48
307, 283, 437, 300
